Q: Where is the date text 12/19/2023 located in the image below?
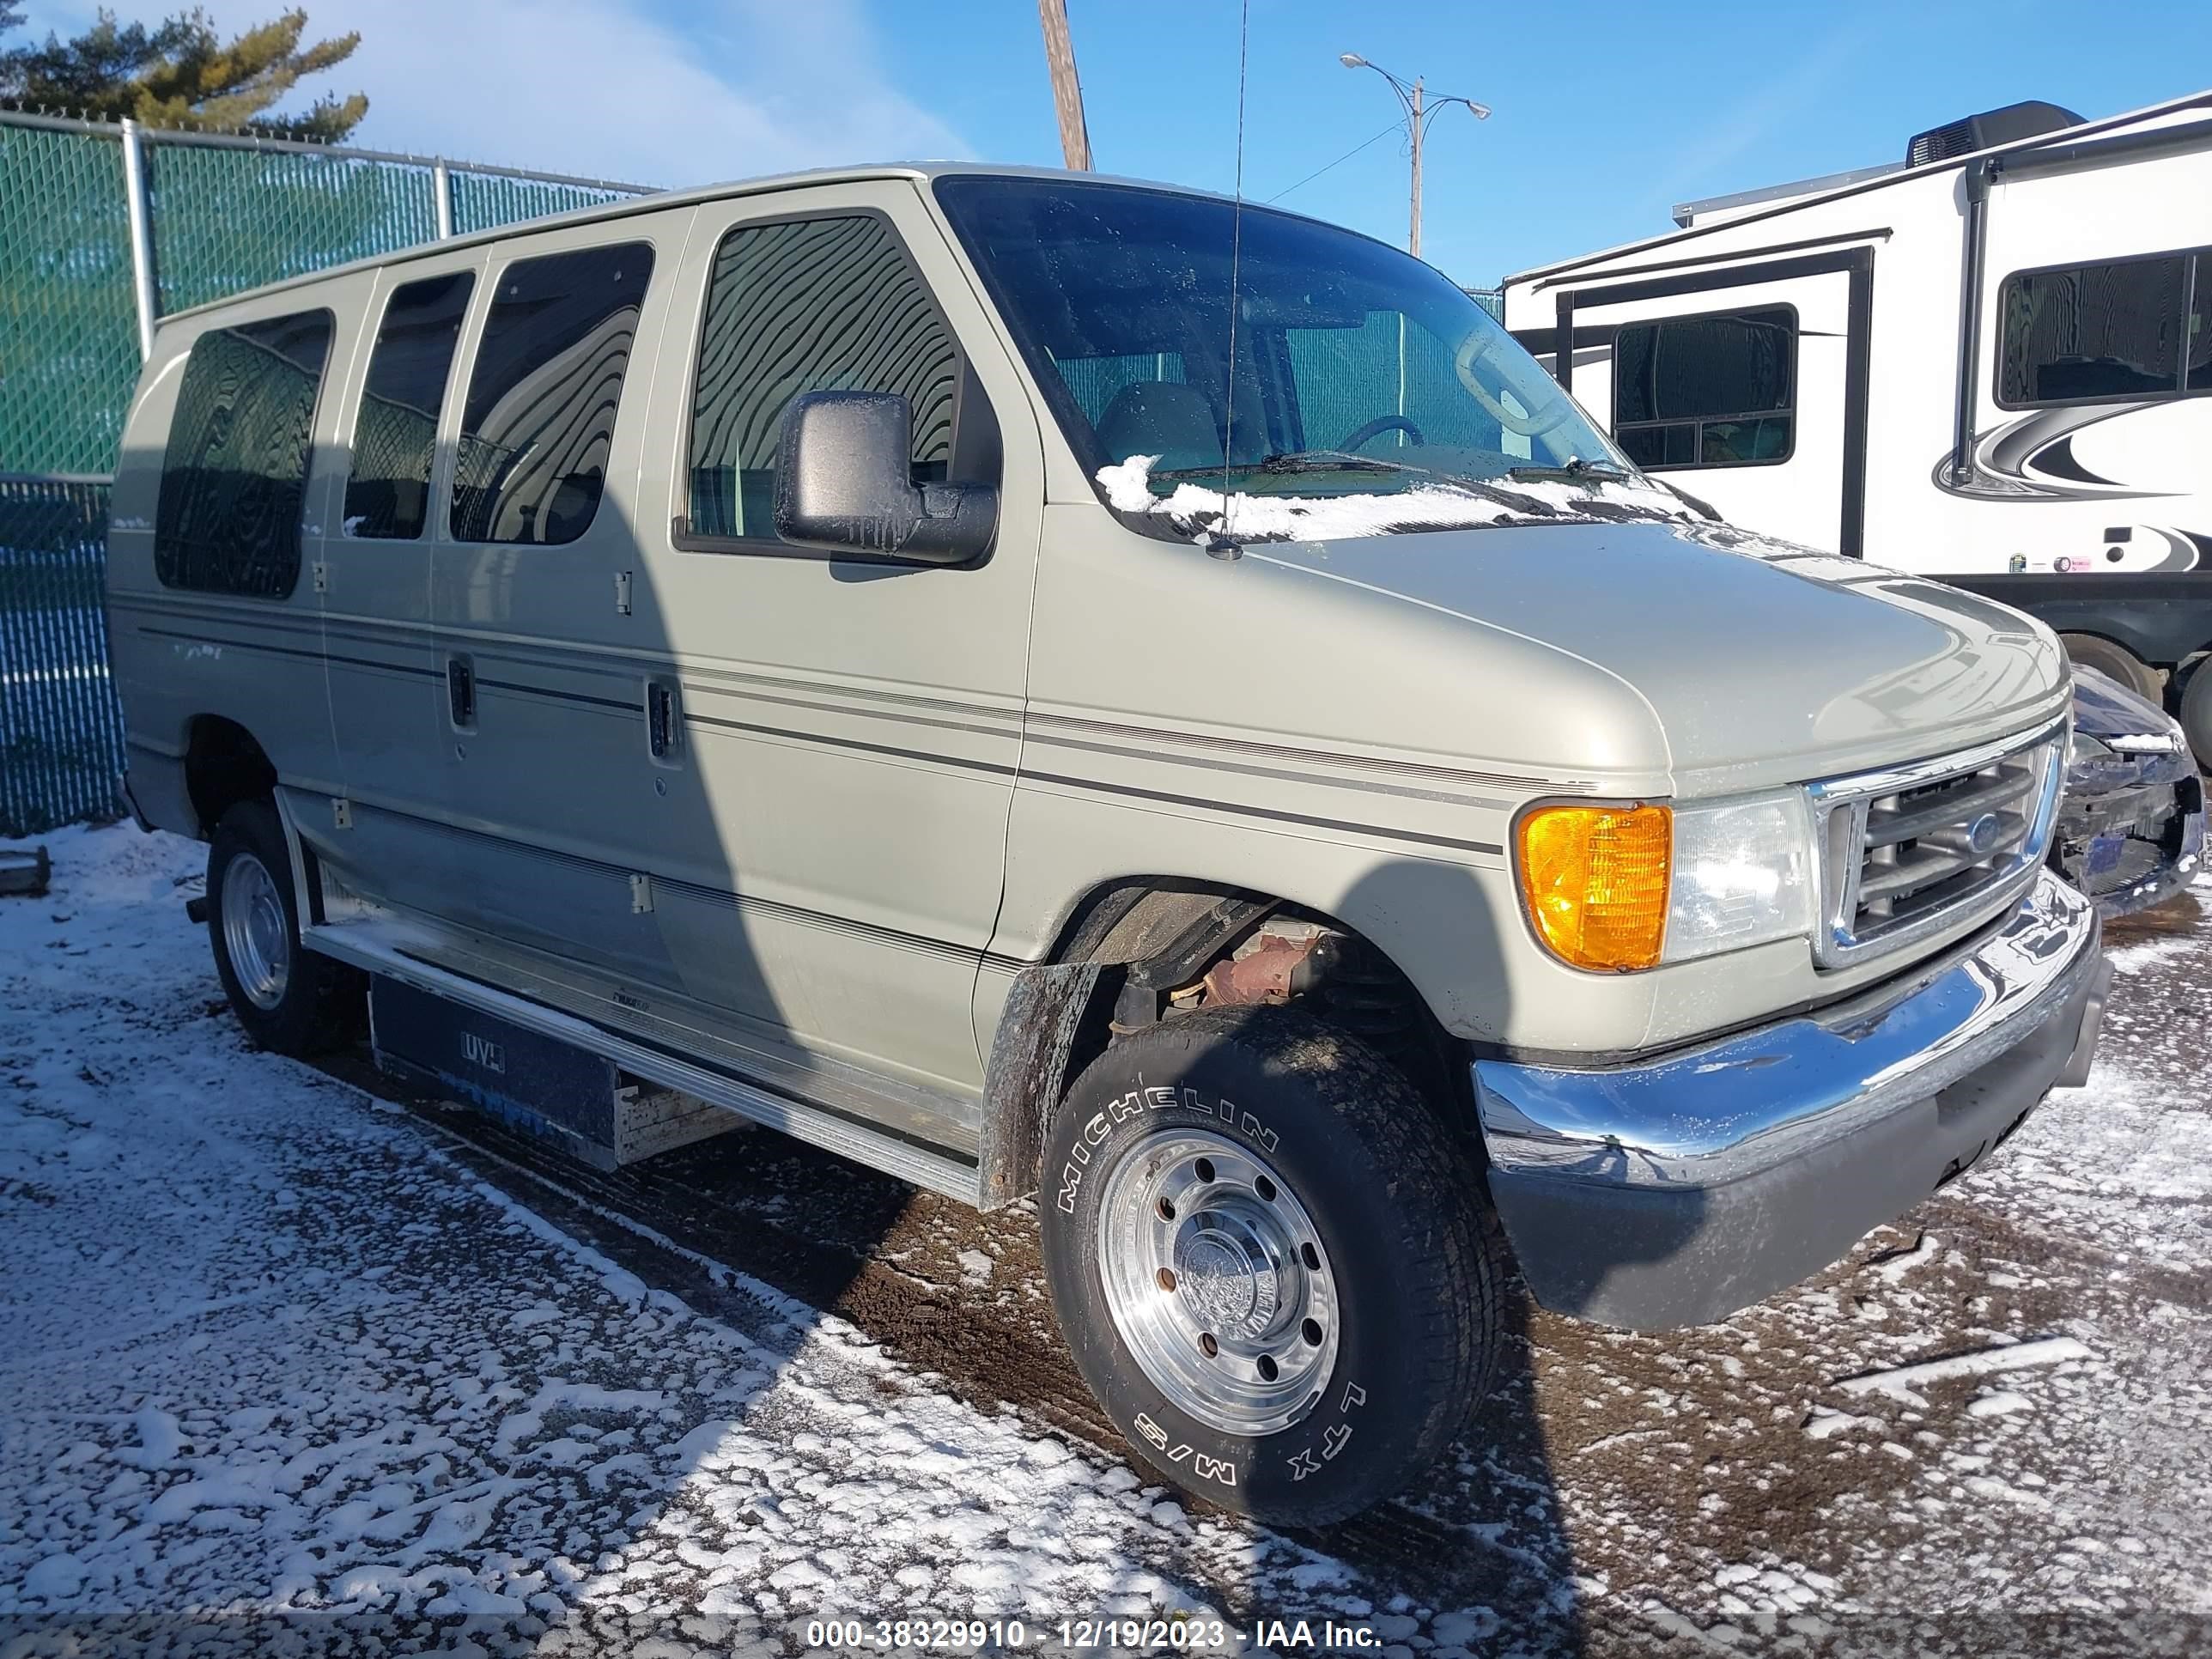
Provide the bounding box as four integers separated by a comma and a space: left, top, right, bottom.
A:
804, 1617, 1390, 1650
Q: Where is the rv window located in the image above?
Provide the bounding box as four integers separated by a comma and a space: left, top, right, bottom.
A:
450, 242, 653, 546
684, 215, 960, 544
1612, 307, 1795, 471
1998, 253, 2192, 407
344, 270, 475, 540
155, 308, 334, 597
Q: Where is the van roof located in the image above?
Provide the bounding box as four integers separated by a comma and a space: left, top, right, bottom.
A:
1504, 85, 2212, 289
157, 162, 1270, 325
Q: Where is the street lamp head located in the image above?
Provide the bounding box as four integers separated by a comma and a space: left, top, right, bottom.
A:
1339, 52, 1367, 69
1468, 101, 1492, 120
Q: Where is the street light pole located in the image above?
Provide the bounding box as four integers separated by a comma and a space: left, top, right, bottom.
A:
1339, 54, 1489, 260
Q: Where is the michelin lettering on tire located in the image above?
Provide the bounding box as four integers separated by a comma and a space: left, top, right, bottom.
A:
1057, 1085, 1279, 1213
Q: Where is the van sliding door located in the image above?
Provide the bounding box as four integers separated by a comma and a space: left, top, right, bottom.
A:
415, 213, 690, 983
1547, 251, 1872, 556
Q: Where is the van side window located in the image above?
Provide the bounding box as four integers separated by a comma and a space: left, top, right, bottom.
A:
451, 242, 653, 545
154, 309, 334, 597
1997, 251, 2204, 407
344, 271, 475, 539
684, 215, 957, 542
1612, 307, 1796, 470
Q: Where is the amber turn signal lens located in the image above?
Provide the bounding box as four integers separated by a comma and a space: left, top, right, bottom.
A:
1516, 804, 1673, 972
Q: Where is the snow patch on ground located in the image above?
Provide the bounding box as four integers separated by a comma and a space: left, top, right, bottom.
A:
0, 827, 1259, 1648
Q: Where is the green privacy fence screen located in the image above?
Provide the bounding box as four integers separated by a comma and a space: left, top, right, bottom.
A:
1, 108, 653, 477
0, 108, 653, 833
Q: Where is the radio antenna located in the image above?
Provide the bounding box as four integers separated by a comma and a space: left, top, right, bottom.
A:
1211, 0, 1251, 554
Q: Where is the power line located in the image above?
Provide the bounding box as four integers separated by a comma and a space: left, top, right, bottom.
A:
1264, 119, 1403, 204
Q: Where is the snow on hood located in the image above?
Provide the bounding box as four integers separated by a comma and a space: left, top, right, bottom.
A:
1095, 454, 1698, 544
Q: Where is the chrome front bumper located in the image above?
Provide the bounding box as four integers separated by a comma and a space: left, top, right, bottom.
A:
1474, 869, 2107, 1329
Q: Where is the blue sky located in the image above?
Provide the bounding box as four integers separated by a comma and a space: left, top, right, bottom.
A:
18, 0, 2212, 283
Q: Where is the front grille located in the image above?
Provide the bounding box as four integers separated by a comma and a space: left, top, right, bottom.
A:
1809, 723, 2066, 969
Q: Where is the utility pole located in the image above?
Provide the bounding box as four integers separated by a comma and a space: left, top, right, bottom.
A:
1407, 76, 1423, 257
1038, 0, 1094, 171
1339, 55, 1489, 259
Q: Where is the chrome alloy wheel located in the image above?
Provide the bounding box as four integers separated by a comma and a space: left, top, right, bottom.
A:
1094, 1127, 1341, 1436
221, 850, 292, 1011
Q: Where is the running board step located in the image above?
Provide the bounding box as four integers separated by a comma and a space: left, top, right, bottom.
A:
303, 921, 983, 1205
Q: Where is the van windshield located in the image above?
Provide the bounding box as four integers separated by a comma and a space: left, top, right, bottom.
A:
934, 175, 1667, 542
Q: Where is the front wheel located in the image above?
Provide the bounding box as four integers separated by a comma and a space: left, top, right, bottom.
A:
1040, 1006, 1503, 1525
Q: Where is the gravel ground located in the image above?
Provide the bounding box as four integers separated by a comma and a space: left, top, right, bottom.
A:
3, 823, 2209, 1656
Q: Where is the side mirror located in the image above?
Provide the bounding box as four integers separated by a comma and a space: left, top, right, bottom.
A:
773, 390, 997, 565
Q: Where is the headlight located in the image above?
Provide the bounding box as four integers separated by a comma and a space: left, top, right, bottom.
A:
1516, 792, 1813, 972
1664, 791, 1814, 963
2068, 730, 2117, 769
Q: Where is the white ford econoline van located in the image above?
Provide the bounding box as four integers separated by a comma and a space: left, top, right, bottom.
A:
107, 165, 2108, 1523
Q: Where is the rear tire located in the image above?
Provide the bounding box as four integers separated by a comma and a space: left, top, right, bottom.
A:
2060, 634, 2162, 704
1039, 1005, 1502, 1526
206, 799, 363, 1057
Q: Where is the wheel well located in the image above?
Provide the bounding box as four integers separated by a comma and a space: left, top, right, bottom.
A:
977, 878, 1476, 1208
184, 716, 276, 839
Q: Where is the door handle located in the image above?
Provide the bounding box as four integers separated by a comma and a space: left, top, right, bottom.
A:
447, 656, 476, 730
647, 679, 679, 760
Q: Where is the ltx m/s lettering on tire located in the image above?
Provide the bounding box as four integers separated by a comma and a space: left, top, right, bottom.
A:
1039, 1003, 1504, 1527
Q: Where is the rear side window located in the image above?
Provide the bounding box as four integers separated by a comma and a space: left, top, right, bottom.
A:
1997, 252, 2203, 406
451, 242, 653, 545
345, 271, 475, 539
1612, 306, 1795, 470
685, 215, 957, 542
155, 308, 334, 596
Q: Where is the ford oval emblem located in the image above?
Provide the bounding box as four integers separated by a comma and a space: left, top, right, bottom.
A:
1966, 812, 2003, 857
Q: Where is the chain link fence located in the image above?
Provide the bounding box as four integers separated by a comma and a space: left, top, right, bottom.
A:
1, 109, 652, 478
2, 477, 122, 834
0, 109, 653, 834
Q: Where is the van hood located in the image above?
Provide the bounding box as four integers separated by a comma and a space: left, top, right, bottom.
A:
1250, 518, 2070, 794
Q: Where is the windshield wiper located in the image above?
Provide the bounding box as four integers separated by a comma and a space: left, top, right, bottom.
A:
1506, 458, 1631, 483
1147, 449, 1419, 482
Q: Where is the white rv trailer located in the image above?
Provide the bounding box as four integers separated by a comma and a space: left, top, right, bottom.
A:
1502, 90, 2212, 757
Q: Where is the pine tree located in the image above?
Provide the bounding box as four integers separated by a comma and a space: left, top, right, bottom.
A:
0, 8, 368, 143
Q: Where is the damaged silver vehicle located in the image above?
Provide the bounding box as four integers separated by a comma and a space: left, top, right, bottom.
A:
2053, 666, 2205, 916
